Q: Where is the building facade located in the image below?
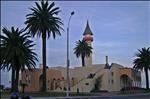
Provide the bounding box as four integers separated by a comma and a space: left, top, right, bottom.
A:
20, 21, 141, 92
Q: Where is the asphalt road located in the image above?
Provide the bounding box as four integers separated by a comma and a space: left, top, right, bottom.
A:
31, 93, 150, 99
2, 93, 150, 99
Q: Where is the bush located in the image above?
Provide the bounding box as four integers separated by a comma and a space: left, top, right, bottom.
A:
91, 89, 108, 93
120, 86, 145, 91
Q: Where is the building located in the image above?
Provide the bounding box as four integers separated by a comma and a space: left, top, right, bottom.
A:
20, 21, 141, 92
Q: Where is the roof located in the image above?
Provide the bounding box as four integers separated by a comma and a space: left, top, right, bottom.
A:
83, 20, 93, 35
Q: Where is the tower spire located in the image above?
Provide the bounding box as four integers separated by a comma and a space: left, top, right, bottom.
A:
83, 20, 93, 35
82, 20, 93, 66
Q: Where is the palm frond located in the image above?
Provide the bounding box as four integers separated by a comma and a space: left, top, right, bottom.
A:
133, 47, 150, 70
25, 1, 63, 39
0, 26, 38, 71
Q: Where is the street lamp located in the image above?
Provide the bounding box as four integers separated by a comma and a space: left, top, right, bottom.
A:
66, 11, 74, 97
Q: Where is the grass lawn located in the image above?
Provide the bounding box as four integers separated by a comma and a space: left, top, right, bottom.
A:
118, 89, 150, 95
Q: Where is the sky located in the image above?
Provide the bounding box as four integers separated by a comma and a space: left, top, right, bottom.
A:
1, 1, 150, 88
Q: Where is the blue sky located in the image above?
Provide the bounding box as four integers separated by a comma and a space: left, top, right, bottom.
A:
1, 1, 149, 87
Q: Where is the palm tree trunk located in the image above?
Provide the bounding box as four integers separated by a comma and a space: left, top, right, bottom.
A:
81, 55, 85, 67
15, 68, 20, 92
42, 35, 47, 92
22, 86, 25, 94
11, 67, 15, 92
144, 68, 149, 90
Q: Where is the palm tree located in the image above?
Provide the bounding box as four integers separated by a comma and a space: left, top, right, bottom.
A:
0, 27, 38, 92
24, 1, 63, 91
133, 47, 150, 90
0, 44, 15, 92
20, 82, 28, 94
74, 40, 92, 67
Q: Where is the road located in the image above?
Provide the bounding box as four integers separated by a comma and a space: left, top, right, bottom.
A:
2, 93, 150, 99
31, 93, 150, 99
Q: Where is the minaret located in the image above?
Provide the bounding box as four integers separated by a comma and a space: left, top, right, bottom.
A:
83, 20, 93, 66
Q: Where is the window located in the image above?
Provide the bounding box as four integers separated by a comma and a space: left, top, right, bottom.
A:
111, 80, 114, 84
48, 80, 50, 83
111, 72, 113, 76
85, 83, 89, 85
28, 75, 31, 83
28, 80, 30, 83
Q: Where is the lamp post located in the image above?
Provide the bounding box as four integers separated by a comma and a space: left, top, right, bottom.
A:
66, 11, 74, 97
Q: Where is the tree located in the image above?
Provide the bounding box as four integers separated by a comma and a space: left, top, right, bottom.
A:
93, 75, 103, 92
133, 47, 150, 90
20, 82, 28, 94
74, 40, 92, 67
24, 1, 63, 91
0, 85, 4, 91
0, 27, 38, 92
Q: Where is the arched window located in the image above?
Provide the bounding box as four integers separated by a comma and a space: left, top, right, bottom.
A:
120, 74, 132, 89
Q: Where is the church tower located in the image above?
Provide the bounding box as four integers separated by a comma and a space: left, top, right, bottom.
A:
83, 20, 93, 66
